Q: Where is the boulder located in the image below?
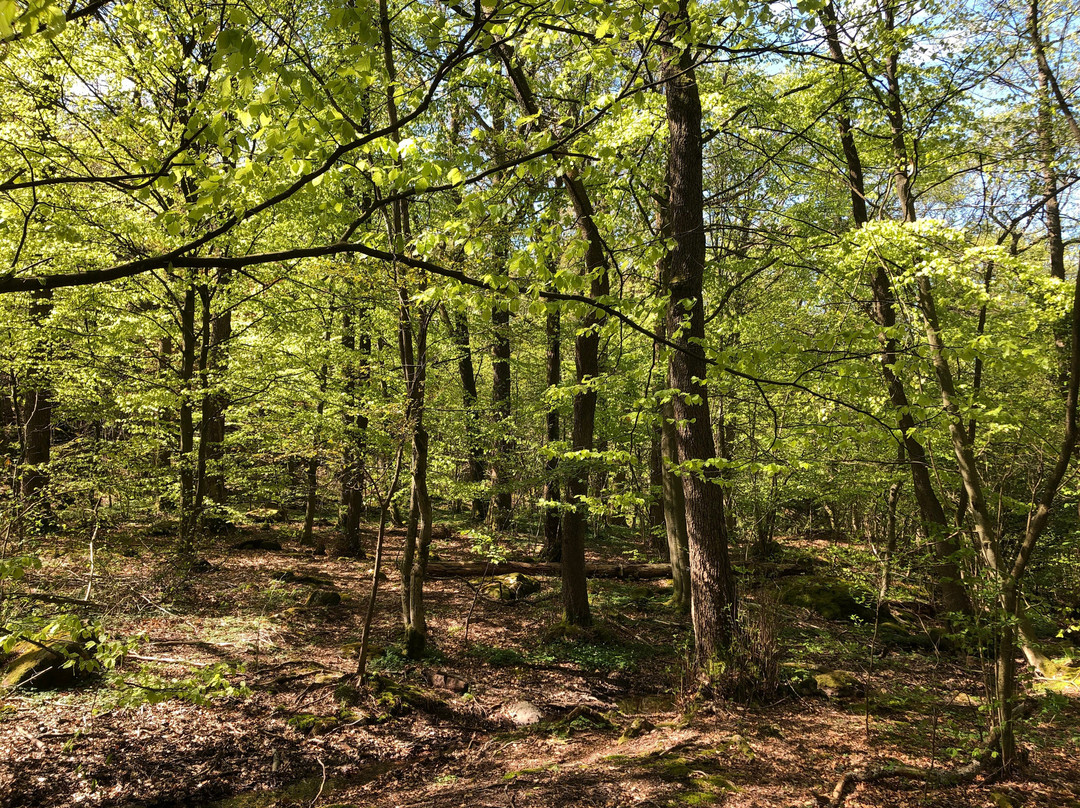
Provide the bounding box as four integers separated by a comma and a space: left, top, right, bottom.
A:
305, 589, 342, 607
813, 670, 864, 699
780, 579, 876, 623
2, 641, 90, 691
480, 573, 541, 601
502, 700, 544, 726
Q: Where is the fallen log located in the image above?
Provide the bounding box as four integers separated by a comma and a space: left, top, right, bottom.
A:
424, 561, 672, 580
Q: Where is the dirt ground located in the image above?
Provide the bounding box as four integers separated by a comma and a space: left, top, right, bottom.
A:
2, 519, 1078, 808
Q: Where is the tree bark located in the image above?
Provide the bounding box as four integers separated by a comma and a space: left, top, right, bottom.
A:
21, 287, 53, 530
661, 400, 690, 613
201, 270, 230, 506
541, 303, 562, 561
823, 0, 970, 615
490, 301, 513, 526
340, 305, 370, 556
444, 307, 487, 521
662, 1, 737, 663
495, 42, 601, 627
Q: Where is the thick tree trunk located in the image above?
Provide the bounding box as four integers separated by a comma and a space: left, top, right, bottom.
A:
21, 287, 53, 529
662, 2, 737, 663
201, 270, 230, 506
661, 401, 690, 613
490, 302, 513, 526
541, 304, 562, 561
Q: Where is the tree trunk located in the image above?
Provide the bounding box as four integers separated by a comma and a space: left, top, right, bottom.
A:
823, 0, 970, 616
178, 278, 198, 555
661, 400, 690, 613
496, 37, 605, 627
541, 304, 562, 561
444, 307, 487, 522
647, 419, 668, 561
201, 270, 230, 506
21, 287, 53, 530
340, 305, 370, 556
490, 302, 513, 526
662, 1, 737, 663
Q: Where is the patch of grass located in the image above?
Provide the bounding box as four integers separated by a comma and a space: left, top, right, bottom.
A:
465, 642, 526, 667
530, 621, 655, 674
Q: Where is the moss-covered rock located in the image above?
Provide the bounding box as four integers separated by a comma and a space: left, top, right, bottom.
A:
813, 670, 864, 699
305, 589, 342, 607
780, 579, 876, 623
1, 641, 91, 691
480, 573, 541, 601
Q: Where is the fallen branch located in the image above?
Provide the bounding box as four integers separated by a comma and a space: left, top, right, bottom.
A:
127, 654, 212, 668
20, 593, 103, 609
425, 561, 672, 579
828, 701, 1035, 807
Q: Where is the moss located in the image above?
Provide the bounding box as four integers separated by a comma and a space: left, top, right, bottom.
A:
286, 713, 337, 735
780, 579, 876, 623
1, 641, 91, 691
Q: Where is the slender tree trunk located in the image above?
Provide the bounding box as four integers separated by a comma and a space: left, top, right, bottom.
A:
490, 302, 513, 526
340, 305, 370, 556
647, 420, 668, 561
178, 279, 198, 555
541, 304, 562, 561
662, 2, 737, 663
495, 43, 601, 627
443, 307, 487, 521
823, 0, 970, 615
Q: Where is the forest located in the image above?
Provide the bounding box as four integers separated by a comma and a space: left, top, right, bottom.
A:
1, 0, 1079, 805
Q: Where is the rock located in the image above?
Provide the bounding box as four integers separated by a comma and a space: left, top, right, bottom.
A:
232, 537, 283, 551
246, 507, 287, 523
502, 700, 544, 726
780, 579, 876, 623
426, 670, 469, 693
305, 589, 342, 607
814, 670, 864, 699
187, 557, 215, 574
481, 573, 541, 601
1, 641, 91, 691
275, 569, 332, 586
620, 717, 655, 741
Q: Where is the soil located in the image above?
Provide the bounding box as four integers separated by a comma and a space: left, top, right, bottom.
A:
2, 518, 1079, 808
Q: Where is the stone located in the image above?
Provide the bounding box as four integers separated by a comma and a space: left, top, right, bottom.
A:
813, 670, 864, 699
502, 700, 544, 726
275, 569, 332, 586
620, 717, 655, 741
780, 579, 876, 623
1, 641, 90, 691
481, 573, 541, 601
305, 589, 342, 607
426, 670, 469, 694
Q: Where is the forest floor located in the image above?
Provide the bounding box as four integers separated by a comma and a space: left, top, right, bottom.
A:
2, 512, 1079, 808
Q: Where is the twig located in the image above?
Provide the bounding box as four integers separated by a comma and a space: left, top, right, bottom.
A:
18, 593, 103, 609
309, 758, 327, 807
127, 653, 212, 668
